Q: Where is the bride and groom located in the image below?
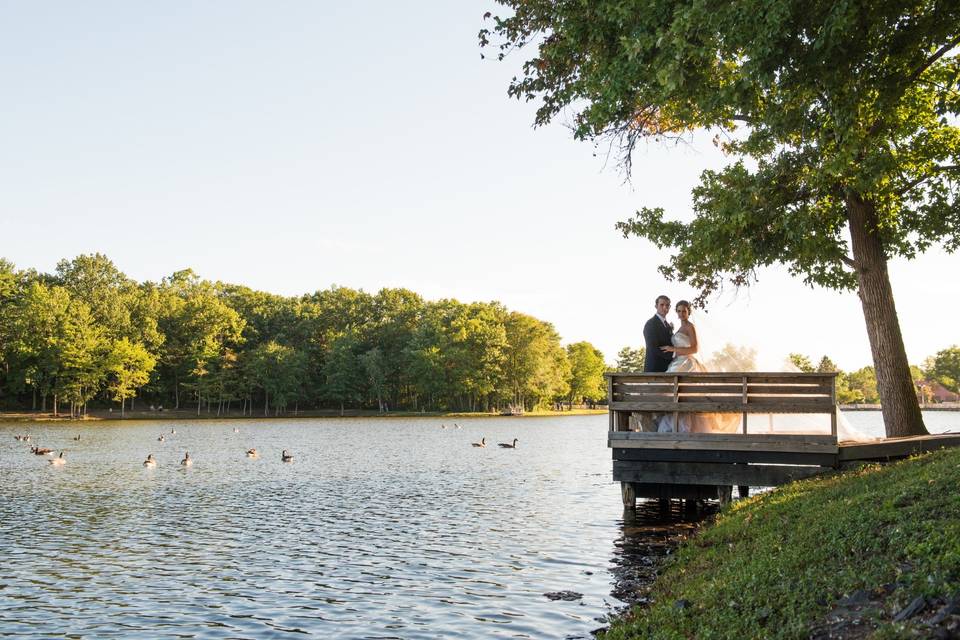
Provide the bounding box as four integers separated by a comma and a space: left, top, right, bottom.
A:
642, 295, 738, 433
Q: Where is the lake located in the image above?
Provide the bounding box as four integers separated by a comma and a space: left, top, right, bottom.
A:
1, 411, 957, 639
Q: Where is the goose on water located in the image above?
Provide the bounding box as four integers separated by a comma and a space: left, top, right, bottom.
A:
471, 437, 486, 448
31, 446, 54, 456
246, 448, 259, 458
281, 450, 294, 463
157, 434, 165, 442
180, 452, 193, 467
73, 434, 81, 441
50, 452, 66, 465
498, 438, 519, 449
143, 454, 157, 468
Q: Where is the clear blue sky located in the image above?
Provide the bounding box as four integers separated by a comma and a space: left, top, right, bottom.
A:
1, 1, 956, 370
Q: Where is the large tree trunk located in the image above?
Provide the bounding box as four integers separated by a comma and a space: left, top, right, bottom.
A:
847, 195, 927, 437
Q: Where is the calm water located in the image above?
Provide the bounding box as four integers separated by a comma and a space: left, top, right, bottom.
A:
1, 412, 956, 639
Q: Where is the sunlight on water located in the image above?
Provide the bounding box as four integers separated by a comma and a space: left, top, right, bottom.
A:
0, 411, 955, 638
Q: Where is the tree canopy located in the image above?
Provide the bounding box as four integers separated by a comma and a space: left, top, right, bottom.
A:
0, 254, 604, 416
481, 0, 960, 436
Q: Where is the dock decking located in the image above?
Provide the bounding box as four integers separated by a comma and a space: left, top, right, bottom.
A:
605, 371, 960, 506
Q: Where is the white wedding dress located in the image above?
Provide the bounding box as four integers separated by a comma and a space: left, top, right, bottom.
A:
657, 331, 741, 433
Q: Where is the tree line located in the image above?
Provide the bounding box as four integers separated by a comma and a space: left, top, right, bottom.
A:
0, 254, 609, 416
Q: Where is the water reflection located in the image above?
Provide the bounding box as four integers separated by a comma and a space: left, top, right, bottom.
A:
1, 411, 949, 638
608, 500, 714, 610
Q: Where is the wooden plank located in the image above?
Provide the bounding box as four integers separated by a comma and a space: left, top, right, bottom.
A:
613, 461, 830, 486
610, 401, 832, 413
610, 431, 838, 444
615, 392, 680, 401
609, 431, 838, 453
607, 372, 838, 380
747, 385, 832, 395
609, 438, 838, 454
612, 447, 838, 466
838, 434, 960, 461
615, 383, 677, 393
676, 384, 748, 393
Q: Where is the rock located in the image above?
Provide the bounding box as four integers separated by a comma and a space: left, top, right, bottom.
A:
544, 590, 583, 601
929, 594, 960, 625
893, 596, 927, 622
674, 599, 691, 610
838, 589, 873, 606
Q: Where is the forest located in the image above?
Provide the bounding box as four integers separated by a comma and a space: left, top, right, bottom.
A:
0, 254, 609, 416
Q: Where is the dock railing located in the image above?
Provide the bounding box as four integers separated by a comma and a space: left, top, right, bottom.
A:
605, 371, 840, 505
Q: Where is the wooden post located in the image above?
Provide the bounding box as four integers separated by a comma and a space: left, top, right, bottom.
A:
717, 485, 733, 507
672, 374, 679, 432
741, 375, 749, 434
621, 482, 637, 509
830, 375, 838, 439
607, 375, 615, 432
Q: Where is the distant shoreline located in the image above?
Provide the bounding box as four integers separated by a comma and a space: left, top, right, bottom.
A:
0, 408, 608, 422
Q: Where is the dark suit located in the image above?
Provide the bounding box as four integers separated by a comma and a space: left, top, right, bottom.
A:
643, 315, 674, 372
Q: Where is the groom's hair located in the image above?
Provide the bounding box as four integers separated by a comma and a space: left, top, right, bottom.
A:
655, 295, 670, 305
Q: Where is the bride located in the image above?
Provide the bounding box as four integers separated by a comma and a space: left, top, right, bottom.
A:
656, 300, 739, 433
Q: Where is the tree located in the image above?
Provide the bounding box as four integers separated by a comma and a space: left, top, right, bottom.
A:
788, 353, 815, 373
105, 338, 156, 416
848, 366, 880, 404
360, 347, 387, 413
501, 312, 570, 410
566, 341, 606, 406
322, 334, 364, 415
481, 1, 960, 437
929, 345, 960, 393
616, 346, 646, 372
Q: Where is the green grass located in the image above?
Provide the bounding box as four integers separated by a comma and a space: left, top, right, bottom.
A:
604, 448, 960, 639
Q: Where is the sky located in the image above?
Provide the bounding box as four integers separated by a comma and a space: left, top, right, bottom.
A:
1, 1, 957, 371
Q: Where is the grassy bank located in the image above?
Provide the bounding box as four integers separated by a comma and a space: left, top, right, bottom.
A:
604, 448, 960, 639
0, 408, 607, 422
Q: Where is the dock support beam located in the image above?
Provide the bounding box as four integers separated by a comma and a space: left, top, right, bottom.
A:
621, 482, 637, 509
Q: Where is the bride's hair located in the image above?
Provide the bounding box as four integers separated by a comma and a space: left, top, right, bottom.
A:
675, 300, 692, 313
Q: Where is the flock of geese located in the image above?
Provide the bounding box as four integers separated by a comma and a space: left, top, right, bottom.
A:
14, 429, 297, 467
14, 423, 517, 467
439, 423, 519, 449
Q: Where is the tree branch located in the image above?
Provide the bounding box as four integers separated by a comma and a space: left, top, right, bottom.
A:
897, 165, 960, 197
905, 34, 960, 88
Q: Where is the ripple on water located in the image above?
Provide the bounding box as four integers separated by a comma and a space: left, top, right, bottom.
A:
4, 412, 925, 637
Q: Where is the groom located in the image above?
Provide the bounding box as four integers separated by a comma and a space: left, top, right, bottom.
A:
643, 295, 674, 372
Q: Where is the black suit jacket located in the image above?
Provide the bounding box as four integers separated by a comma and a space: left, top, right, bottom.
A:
643, 315, 674, 372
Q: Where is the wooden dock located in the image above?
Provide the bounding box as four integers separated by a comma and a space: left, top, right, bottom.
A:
606, 371, 960, 507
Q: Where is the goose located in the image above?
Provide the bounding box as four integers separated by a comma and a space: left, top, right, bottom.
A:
50, 451, 66, 465
246, 448, 259, 458
31, 446, 54, 456
180, 452, 193, 467
143, 454, 157, 468
170, 428, 177, 434
441, 424, 447, 429
73, 434, 81, 441
281, 450, 294, 463
157, 434, 165, 442
455, 423, 462, 430
498, 438, 519, 449
233, 428, 240, 433
471, 437, 486, 448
